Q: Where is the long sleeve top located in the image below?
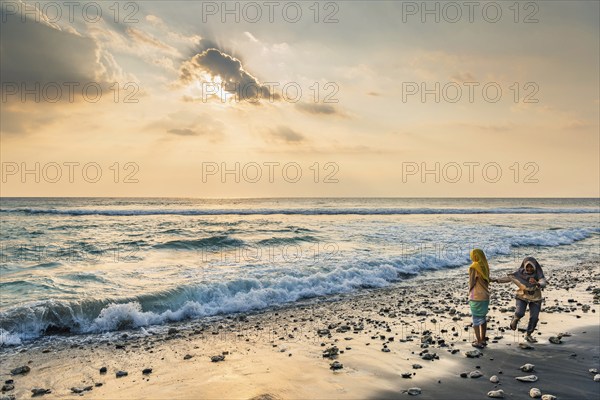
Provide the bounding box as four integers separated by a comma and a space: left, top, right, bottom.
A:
496, 274, 548, 302
469, 268, 490, 301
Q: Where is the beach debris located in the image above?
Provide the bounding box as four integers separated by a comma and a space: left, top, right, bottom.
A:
487, 389, 504, 398
184, 354, 193, 360
594, 374, 600, 382
465, 349, 482, 358
322, 346, 339, 359
541, 395, 557, 400
116, 370, 128, 378
516, 375, 538, 382
401, 372, 412, 379
1, 384, 14, 392
519, 343, 534, 350
99, 366, 107, 374
548, 336, 562, 344
412, 364, 423, 369
31, 388, 51, 396
142, 368, 153, 375
10, 366, 30, 375
529, 388, 542, 398
210, 355, 225, 362
490, 375, 499, 383
520, 363, 535, 372
329, 361, 343, 370
407, 387, 422, 396
469, 370, 483, 379
70, 386, 93, 394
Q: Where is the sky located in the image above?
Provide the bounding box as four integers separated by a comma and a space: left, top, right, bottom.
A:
1, 0, 599, 197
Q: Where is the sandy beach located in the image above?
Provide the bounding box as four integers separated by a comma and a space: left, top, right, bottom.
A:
1, 259, 599, 400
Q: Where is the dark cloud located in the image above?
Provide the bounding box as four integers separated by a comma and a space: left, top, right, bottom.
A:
296, 103, 339, 115
267, 126, 305, 144
179, 48, 279, 102
167, 128, 198, 136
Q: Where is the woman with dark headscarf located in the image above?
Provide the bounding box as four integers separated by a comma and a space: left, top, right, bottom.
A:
492, 257, 548, 343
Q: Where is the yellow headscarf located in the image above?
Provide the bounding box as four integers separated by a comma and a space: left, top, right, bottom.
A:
469, 249, 490, 282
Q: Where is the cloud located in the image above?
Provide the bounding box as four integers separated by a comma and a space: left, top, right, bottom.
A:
451, 72, 477, 83
126, 27, 177, 54
147, 111, 225, 142
167, 128, 198, 136
296, 103, 340, 116
266, 126, 306, 144
178, 48, 280, 102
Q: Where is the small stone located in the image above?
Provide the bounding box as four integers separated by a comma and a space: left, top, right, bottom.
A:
330, 361, 343, 370
594, 374, 600, 382
412, 364, 422, 369
487, 390, 505, 398
469, 370, 483, 379
401, 372, 412, 379
70, 387, 92, 394
183, 354, 193, 360
548, 336, 562, 344
1, 384, 14, 392
210, 355, 225, 362
3, 380, 13, 385
516, 375, 538, 382
490, 375, 499, 383
459, 372, 468, 378
407, 387, 422, 396
589, 368, 598, 374
116, 370, 128, 378
10, 366, 30, 375
168, 327, 178, 335
142, 368, 152, 375
529, 388, 542, 398
99, 366, 107, 374
31, 388, 51, 396
520, 363, 535, 372
465, 349, 482, 358
519, 343, 534, 350
541, 396, 557, 400
0, 394, 16, 400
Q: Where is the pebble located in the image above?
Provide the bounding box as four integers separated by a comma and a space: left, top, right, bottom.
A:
184, 354, 193, 360
594, 374, 600, 382
489, 375, 499, 383
459, 372, 468, 378
469, 370, 483, 379
412, 364, 423, 369
116, 370, 128, 378
142, 368, 153, 375
1, 385, 14, 392
31, 388, 51, 396
407, 387, 422, 396
99, 367, 107, 374
330, 361, 343, 370
589, 368, 599, 374
401, 372, 412, 379
516, 375, 538, 382
487, 390, 504, 398
541, 396, 557, 400
70, 386, 93, 394
10, 366, 30, 375
210, 355, 225, 362
519, 343, 534, 350
465, 349, 482, 358
0, 394, 16, 400
529, 388, 542, 398
520, 363, 535, 372
548, 336, 562, 344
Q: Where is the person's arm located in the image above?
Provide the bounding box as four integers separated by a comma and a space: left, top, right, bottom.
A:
492, 275, 512, 283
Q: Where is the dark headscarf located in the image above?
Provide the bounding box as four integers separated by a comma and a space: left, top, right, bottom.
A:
512, 256, 545, 287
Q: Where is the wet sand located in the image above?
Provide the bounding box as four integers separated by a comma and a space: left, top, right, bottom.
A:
1, 260, 599, 399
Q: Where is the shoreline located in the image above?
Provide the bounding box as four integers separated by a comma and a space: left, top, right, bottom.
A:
1, 260, 599, 399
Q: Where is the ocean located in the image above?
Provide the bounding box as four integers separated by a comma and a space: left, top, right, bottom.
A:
0, 197, 598, 346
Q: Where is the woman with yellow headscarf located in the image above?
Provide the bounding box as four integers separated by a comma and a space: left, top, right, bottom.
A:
468, 249, 490, 348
